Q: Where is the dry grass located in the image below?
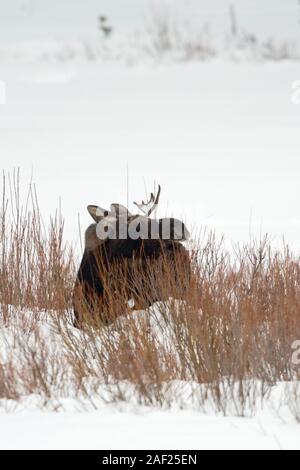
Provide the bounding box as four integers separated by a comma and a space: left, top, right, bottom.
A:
0, 170, 75, 316
0, 172, 300, 418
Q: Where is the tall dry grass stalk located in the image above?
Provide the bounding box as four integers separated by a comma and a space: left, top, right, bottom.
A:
0, 170, 75, 318
0, 172, 300, 418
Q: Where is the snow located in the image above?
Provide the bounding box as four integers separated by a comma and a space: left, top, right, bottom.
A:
0, 1, 300, 251
0, 305, 299, 450
1, 60, 300, 252
0, 0, 299, 43
0, 392, 299, 449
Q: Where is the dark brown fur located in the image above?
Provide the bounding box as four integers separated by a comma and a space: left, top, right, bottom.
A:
73, 231, 191, 327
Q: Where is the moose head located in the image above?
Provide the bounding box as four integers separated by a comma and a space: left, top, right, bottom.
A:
85, 185, 190, 246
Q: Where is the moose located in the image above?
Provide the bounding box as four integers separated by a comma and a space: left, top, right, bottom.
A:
73, 185, 191, 328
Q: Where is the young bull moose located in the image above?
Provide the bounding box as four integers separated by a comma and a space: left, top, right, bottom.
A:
73, 186, 191, 328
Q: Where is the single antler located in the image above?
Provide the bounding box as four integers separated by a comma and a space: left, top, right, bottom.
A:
134, 184, 161, 217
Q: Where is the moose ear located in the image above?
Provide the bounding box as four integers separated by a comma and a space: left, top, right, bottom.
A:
87, 205, 111, 222
110, 204, 132, 217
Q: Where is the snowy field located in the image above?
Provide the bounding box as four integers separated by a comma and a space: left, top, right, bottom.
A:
0, 305, 299, 450
1, 61, 300, 252
0, 1, 300, 251
0, 0, 299, 43
1, 0, 300, 450
0, 403, 299, 450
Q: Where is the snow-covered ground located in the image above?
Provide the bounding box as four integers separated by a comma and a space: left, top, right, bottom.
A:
1, 60, 300, 252
0, 305, 299, 450
0, 0, 299, 43
0, 1, 300, 251
0, 403, 299, 450
0, 309, 300, 450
